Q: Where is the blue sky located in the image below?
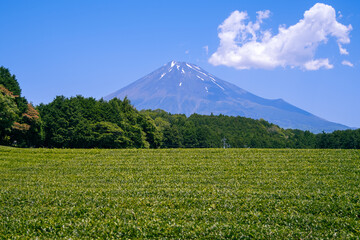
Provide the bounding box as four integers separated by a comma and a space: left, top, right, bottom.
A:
1, 0, 359, 128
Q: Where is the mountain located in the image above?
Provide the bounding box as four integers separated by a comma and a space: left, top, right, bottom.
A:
105, 61, 349, 133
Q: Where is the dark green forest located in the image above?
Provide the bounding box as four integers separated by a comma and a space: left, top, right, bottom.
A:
142, 110, 359, 149
1, 66, 359, 149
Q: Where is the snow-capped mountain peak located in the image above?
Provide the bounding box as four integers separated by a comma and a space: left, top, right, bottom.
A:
155, 61, 225, 92
105, 61, 350, 133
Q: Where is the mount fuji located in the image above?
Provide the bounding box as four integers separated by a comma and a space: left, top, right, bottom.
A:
105, 61, 349, 133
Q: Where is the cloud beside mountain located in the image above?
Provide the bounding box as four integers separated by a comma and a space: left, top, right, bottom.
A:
209, 3, 352, 71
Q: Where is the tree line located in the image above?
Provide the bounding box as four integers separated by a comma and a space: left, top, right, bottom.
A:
142, 109, 359, 149
1, 66, 359, 149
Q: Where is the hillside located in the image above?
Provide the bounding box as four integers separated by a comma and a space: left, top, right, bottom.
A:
106, 61, 349, 133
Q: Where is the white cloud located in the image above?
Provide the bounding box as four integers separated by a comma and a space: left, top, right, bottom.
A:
185, 50, 189, 54
342, 60, 354, 67
338, 43, 349, 55
209, 3, 352, 71
338, 11, 343, 19
257, 10, 270, 22
304, 59, 333, 71
203, 45, 209, 55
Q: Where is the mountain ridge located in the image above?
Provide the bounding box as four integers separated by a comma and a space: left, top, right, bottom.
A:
105, 61, 349, 133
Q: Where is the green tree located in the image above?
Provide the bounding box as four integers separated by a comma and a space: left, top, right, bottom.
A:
0, 86, 19, 144
11, 103, 44, 147
0, 67, 27, 113
92, 121, 131, 148
38, 96, 160, 148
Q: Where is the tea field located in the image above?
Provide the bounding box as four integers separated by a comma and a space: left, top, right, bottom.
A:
0, 147, 359, 238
